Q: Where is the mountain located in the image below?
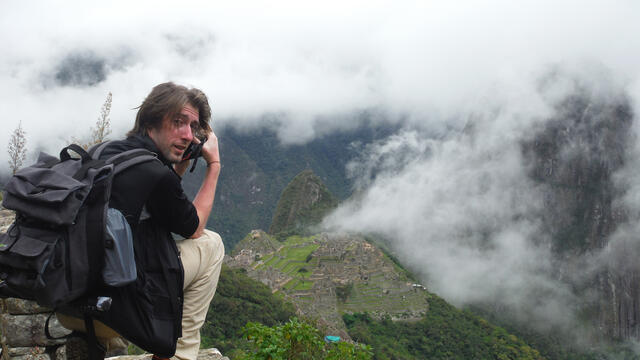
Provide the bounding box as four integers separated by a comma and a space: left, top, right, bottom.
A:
226, 230, 550, 359
182, 121, 397, 249
227, 231, 429, 338
521, 88, 636, 342
201, 264, 297, 357
269, 169, 337, 237
225, 171, 550, 359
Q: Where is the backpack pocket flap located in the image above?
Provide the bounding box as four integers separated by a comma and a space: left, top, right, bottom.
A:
0, 232, 17, 252
0, 231, 56, 274
2, 163, 99, 225
10, 235, 51, 258
7, 166, 86, 203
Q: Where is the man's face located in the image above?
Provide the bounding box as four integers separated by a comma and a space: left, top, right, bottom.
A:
148, 103, 200, 163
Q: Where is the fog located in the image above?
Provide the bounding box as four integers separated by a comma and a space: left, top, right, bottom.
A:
2, 1, 639, 156
3, 0, 640, 345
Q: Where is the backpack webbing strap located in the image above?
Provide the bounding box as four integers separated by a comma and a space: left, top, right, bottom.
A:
109, 151, 159, 176
84, 314, 105, 360
44, 311, 103, 359
89, 141, 160, 176
73, 159, 108, 181
44, 312, 72, 340
105, 148, 153, 165
60, 144, 92, 163
88, 141, 112, 159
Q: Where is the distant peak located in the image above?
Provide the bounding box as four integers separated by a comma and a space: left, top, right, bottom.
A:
269, 170, 337, 238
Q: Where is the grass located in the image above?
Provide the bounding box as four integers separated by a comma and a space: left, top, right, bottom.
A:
283, 279, 298, 290
293, 280, 314, 291
264, 255, 280, 267
281, 261, 300, 274
282, 235, 316, 246
285, 244, 320, 261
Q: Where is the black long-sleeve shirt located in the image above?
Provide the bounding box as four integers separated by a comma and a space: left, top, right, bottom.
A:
99, 134, 199, 238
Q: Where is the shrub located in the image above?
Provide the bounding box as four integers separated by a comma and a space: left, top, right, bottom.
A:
242, 318, 372, 360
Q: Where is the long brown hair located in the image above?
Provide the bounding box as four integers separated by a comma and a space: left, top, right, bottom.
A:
127, 82, 212, 137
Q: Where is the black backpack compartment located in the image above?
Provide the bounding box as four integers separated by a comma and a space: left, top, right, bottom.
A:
0, 225, 61, 300
0, 171, 111, 308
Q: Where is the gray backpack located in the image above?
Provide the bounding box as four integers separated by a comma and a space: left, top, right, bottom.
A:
0, 142, 158, 307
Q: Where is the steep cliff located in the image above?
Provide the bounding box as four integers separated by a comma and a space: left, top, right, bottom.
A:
522, 84, 637, 341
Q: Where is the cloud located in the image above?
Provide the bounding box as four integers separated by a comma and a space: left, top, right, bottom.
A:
2, 0, 640, 167
323, 65, 639, 346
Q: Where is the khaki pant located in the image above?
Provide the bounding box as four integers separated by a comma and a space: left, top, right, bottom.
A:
58, 229, 225, 360
174, 230, 225, 359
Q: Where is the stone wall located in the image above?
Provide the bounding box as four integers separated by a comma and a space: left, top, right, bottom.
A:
0, 299, 69, 360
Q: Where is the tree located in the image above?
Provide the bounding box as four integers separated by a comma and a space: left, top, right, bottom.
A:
92, 92, 112, 144
7, 121, 27, 174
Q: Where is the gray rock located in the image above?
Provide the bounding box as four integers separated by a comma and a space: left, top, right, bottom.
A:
11, 354, 50, 360
2, 313, 71, 347
54, 345, 66, 360
7, 345, 49, 359
3, 299, 51, 315
0, 209, 15, 233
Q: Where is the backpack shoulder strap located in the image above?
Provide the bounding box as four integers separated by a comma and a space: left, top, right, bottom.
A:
88, 141, 112, 159
90, 141, 161, 176
109, 149, 160, 176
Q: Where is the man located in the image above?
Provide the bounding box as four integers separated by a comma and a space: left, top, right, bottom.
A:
59, 82, 224, 360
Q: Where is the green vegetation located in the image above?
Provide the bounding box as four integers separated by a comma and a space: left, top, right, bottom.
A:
466, 305, 634, 360
269, 170, 338, 238
256, 236, 319, 289
343, 296, 544, 360
193, 123, 397, 249
201, 265, 296, 355
241, 318, 373, 360
336, 282, 354, 303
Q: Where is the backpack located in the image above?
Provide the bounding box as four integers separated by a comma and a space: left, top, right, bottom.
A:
0, 141, 185, 358
0, 143, 157, 307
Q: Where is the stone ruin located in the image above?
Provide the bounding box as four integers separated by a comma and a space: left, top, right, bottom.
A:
0, 299, 70, 359
226, 230, 431, 339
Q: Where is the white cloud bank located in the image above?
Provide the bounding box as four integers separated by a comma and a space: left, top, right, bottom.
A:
1, 0, 639, 161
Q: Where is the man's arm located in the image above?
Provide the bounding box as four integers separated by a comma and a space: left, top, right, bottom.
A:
176, 131, 221, 239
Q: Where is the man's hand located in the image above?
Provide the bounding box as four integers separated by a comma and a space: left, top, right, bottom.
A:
190, 128, 220, 239
201, 130, 220, 167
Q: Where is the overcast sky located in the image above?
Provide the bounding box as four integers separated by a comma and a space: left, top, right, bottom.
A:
2, 0, 639, 159
3, 0, 640, 344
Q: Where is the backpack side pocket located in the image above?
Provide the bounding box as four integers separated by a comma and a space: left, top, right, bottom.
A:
103, 208, 137, 287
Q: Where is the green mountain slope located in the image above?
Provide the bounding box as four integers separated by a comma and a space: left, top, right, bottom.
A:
182, 122, 398, 249
224, 171, 553, 359
226, 230, 550, 359
201, 264, 297, 356
227, 232, 428, 337
269, 169, 337, 237
344, 299, 544, 360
